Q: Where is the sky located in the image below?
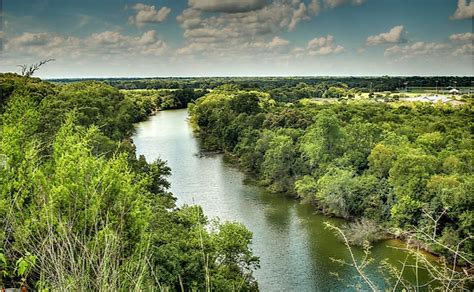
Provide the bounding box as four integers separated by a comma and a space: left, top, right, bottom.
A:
0, 0, 472, 78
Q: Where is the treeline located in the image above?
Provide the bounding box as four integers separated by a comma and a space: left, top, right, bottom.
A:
267, 82, 358, 102
189, 89, 473, 263
122, 88, 208, 111
0, 74, 258, 290
49, 76, 473, 92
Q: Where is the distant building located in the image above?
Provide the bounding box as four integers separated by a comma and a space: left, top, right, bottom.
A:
403, 95, 465, 106
449, 88, 460, 94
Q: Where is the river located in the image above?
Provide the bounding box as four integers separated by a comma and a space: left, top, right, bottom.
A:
132, 109, 434, 292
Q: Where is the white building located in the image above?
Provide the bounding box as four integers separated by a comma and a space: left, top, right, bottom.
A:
403, 95, 464, 106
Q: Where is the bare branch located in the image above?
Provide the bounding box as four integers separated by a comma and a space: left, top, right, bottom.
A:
17, 59, 55, 77
325, 222, 379, 291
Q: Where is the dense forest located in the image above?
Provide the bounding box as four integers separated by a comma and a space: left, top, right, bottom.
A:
3, 0, 473, 289
50, 76, 473, 105
1, 72, 473, 290
188, 88, 473, 267
51, 76, 472, 91
122, 88, 208, 111
0, 74, 259, 290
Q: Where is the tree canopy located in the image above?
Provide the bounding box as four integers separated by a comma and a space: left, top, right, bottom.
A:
0, 74, 259, 290
189, 88, 474, 264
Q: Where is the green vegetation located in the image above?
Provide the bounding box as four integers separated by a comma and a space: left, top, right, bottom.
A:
2, 72, 473, 290
0, 74, 258, 290
122, 88, 208, 111
51, 76, 472, 92
189, 88, 473, 266
51, 76, 473, 104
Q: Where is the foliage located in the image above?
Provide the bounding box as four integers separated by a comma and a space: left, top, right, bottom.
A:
0, 74, 259, 290
51, 76, 473, 95
122, 88, 208, 111
190, 87, 474, 263
327, 222, 474, 291
340, 219, 384, 246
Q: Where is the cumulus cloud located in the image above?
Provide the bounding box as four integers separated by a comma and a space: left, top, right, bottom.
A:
232, 36, 290, 52
289, 2, 309, 31
366, 25, 406, 45
323, 0, 366, 9
88, 31, 128, 46
177, 35, 291, 57
5, 32, 53, 47
5, 32, 81, 58
384, 42, 449, 58
5, 30, 169, 59
129, 3, 171, 27
449, 32, 474, 42
176, 0, 311, 58
384, 38, 474, 60
309, 0, 321, 15
450, 0, 474, 20
86, 30, 169, 56
268, 36, 290, 47
307, 35, 344, 55
452, 43, 474, 56
0, 31, 5, 51
188, 0, 268, 13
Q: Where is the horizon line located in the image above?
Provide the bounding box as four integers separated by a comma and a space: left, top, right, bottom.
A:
42, 75, 474, 80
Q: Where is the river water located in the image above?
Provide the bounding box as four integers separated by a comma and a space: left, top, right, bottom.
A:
132, 109, 434, 292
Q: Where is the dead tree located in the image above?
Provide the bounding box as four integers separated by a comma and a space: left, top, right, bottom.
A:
17, 59, 55, 77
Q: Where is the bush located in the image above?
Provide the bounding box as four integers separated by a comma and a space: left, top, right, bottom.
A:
341, 219, 384, 246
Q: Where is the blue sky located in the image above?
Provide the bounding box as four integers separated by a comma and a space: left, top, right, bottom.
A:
0, 0, 472, 77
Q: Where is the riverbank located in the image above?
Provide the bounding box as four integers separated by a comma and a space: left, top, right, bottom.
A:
0, 76, 259, 291
132, 108, 450, 291
188, 89, 473, 288
221, 149, 446, 262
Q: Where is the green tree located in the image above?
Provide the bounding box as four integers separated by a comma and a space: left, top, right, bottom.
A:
300, 110, 345, 169
261, 133, 297, 193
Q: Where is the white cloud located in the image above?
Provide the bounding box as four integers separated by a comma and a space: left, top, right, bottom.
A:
176, 0, 311, 58
385, 38, 474, 60
5, 33, 81, 58
0, 31, 5, 51
449, 32, 474, 42
366, 25, 406, 45
188, 0, 268, 13
323, 0, 366, 9
4, 33, 74, 60
453, 43, 474, 56
384, 42, 449, 58
6, 32, 53, 47
88, 31, 129, 46
87, 30, 169, 56
176, 35, 291, 58
227, 36, 290, 53
137, 30, 159, 45
450, 0, 474, 20
129, 3, 171, 27
290, 47, 305, 57
309, 0, 321, 15
5, 31, 169, 59
307, 35, 344, 55
268, 36, 290, 47
308, 35, 332, 48
289, 2, 309, 31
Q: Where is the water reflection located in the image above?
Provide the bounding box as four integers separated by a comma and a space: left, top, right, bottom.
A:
132, 109, 435, 292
